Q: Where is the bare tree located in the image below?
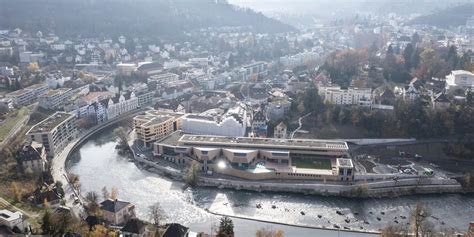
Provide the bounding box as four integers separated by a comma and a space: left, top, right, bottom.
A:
411, 203, 432, 237
85, 191, 100, 215
110, 187, 118, 200
101, 186, 110, 200
256, 227, 284, 237
381, 224, 408, 237
148, 203, 166, 227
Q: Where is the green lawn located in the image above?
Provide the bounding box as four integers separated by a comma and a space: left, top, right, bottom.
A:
0, 107, 30, 143
292, 157, 332, 170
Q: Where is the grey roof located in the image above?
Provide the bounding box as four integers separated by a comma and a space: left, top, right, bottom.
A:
100, 199, 131, 213
162, 223, 189, 237
121, 218, 146, 234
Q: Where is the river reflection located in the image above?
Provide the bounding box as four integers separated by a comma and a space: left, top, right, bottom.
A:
67, 128, 473, 236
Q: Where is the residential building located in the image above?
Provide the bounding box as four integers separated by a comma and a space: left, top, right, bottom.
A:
136, 91, 154, 106
160, 81, 193, 100
251, 110, 267, 137
320, 86, 372, 105
279, 52, 319, 67
121, 218, 147, 237
6, 83, 48, 106
378, 88, 396, 105
445, 70, 474, 92
17, 141, 47, 174
154, 133, 353, 182
117, 63, 137, 76
27, 112, 77, 157
266, 99, 291, 121
0, 210, 27, 233
100, 199, 136, 225
32, 184, 62, 207
241, 61, 268, 81
162, 223, 190, 237
107, 92, 139, 120
147, 73, 179, 86
432, 92, 451, 110
38, 88, 74, 109
274, 122, 287, 139
133, 110, 184, 147
403, 80, 421, 101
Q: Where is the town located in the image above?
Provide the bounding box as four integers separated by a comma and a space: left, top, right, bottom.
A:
0, 1, 473, 236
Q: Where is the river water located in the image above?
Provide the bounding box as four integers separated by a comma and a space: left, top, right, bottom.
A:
66, 128, 474, 236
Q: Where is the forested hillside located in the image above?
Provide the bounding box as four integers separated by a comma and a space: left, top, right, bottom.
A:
0, 0, 294, 37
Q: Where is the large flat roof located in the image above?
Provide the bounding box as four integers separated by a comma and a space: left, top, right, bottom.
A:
28, 112, 74, 134
157, 131, 185, 146
178, 135, 348, 150
134, 110, 184, 127
40, 88, 71, 97
7, 83, 48, 96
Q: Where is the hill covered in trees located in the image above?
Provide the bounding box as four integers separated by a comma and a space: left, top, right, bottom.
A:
409, 3, 474, 28
0, 0, 294, 38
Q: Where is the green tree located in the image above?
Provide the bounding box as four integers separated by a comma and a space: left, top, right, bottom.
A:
402, 43, 414, 70
302, 85, 324, 114
184, 161, 200, 186
217, 216, 234, 237
41, 210, 53, 234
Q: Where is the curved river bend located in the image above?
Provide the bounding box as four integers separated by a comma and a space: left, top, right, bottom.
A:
67, 128, 474, 236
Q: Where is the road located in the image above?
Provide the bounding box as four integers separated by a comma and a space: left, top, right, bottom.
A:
0, 197, 39, 218
290, 112, 312, 139
51, 107, 150, 218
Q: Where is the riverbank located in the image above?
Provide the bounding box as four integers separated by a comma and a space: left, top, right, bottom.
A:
129, 144, 464, 199
68, 127, 474, 234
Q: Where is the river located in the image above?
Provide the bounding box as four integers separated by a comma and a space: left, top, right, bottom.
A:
66, 128, 474, 236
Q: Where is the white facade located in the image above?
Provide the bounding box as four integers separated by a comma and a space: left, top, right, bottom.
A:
107, 92, 139, 120
7, 83, 48, 106
182, 115, 246, 137
117, 63, 137, 76
0, 210, 27, 232
445, 70, 474, 92
38, 88, 74, 109
320, 86, 372, 105
241, 61, 268, 81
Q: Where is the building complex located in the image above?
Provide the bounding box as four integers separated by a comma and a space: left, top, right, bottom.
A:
27, 112, 77, 157
153, 132, 353, 182
6, 83, 48, 106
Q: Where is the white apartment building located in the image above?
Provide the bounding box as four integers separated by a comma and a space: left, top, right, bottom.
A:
320, 86, 372, 105
6, 83, 48, 106
280, 52, 319, 67
445, 70, 474, 92
241, 61, 268, 81
27, 112, 77, 157
38, 88, 74, 109
116, 63, 137, 76
107, 92, 139, 120
147, 73, 180, 86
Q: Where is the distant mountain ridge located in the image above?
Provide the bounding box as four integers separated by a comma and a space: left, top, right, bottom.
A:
0, 0, 294, 38
409, 3, 474, 28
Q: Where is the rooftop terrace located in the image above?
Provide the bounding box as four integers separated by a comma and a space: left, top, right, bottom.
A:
28, 112, 74, 134
178, 135, 348, 150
